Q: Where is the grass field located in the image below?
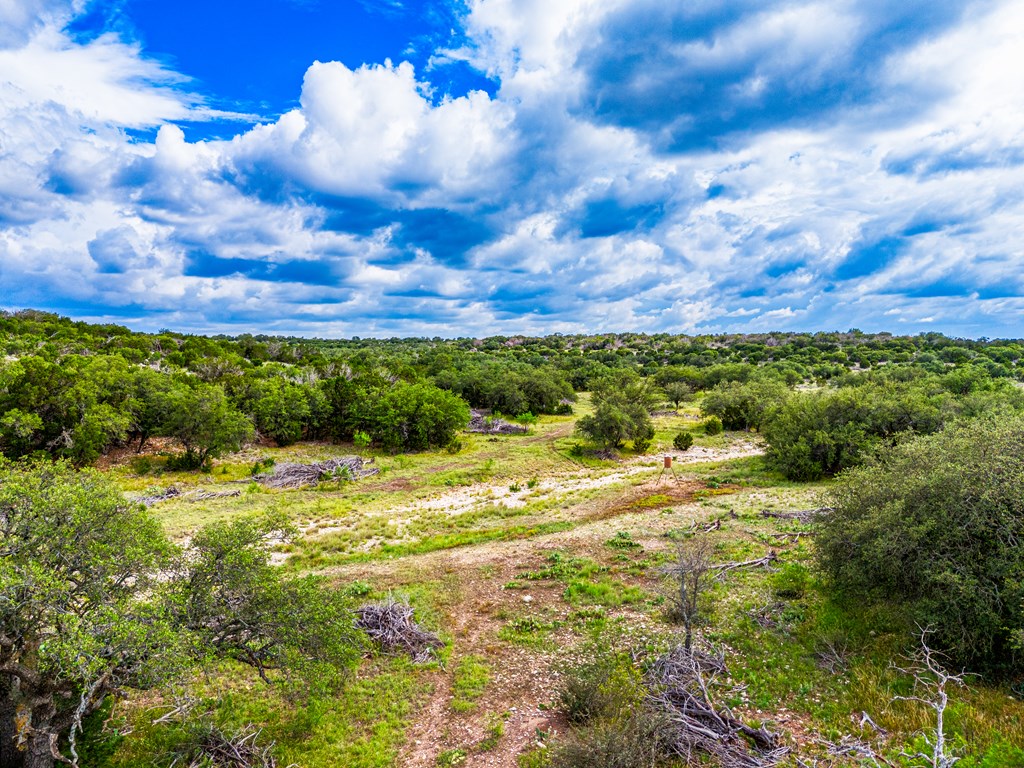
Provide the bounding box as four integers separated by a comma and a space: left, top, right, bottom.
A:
91, 399, 1024, 768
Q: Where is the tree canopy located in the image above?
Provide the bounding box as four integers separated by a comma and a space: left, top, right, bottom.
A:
0, 461, 360, 768
816, 416, 1024, 673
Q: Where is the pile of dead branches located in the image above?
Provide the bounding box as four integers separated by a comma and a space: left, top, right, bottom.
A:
467, 409, 528, 435
135, 486, 182, 505
256, 457, 379, 489
646, 644, 790, 768
168, 723, 290, 768
355, 599, 442, 663
135, 487, 242, 506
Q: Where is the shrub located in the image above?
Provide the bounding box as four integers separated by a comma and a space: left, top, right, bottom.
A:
673, 432, 693, 451
700, 379, 790, 430
353, 430, 371, 448
547, 715, 666, 768
816, 415, 1024, 673
558, 655, 637, 724
701, 415, 723, 435
129, 456, 153, 475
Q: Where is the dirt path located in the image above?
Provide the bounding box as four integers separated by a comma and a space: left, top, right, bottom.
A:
331, 472, 747, 766
322, 439, 766, 764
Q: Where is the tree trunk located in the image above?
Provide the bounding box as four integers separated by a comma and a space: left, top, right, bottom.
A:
22, 731, 55, 768
0, 676, 24, 768
17, 699, 58, 768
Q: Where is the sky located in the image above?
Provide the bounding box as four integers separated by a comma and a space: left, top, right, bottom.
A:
1, 0, 1023, 339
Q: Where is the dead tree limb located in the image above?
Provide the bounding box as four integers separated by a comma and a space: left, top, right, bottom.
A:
760, 508, 832, 523
711, 552, 779, 576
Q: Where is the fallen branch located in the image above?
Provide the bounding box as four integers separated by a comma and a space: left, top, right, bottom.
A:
760, 508, 832, 523
711, 552, 779, 576
466, 409, 528, 435
134, 487, 242, 506
135, 486, 182, 506
189, 489, 242, 502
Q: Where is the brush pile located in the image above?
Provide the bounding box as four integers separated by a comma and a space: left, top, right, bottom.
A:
646, 645, 789, 768
355, 598, 442, 663
168, 723, 284, 768
135, 486, 182, 505
256, 457, 379, 489
467, 409, 528, 435
134, 487, 241, 506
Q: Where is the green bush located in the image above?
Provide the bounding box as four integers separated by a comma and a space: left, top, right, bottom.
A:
129, 456, 153, 475
558, 655, 637, 724
701, 415, 723, 435
816, 415, 1024, 673
700, 379, 790, 430
672, 431, 693, 451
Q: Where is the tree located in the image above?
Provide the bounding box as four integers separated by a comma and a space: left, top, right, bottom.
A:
576, 395, 654, 453
816, 415, 1024, 673
0, 460, 180, 768
364, 382, 470, 452
665, 536, 714, 651
699, 379, 789, 431
0, 461, 361, 768
663, 382, 692, 410
162, 383, 254, 467
247, 378, 320, 446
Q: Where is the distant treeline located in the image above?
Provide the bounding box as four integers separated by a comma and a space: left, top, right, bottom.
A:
2, 309, 1023, 467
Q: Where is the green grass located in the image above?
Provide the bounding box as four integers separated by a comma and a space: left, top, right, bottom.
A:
451, 655, 490, 712
562, 577, 646, 607
99, 659, 430, 768
498, 616, 563, 650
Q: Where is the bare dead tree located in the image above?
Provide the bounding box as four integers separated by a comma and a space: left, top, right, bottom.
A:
891, 628, 970, 768
663, 535, 716, 650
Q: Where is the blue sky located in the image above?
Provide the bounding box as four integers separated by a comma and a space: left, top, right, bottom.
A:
1, 0, 1023, 338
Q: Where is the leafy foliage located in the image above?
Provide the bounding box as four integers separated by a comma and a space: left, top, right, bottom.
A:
699, 378, 790, 430
816, 416, 1024, 672
0, 462, 361, 767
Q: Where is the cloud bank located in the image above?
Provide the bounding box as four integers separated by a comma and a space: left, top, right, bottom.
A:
2, 0, 1023, 337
